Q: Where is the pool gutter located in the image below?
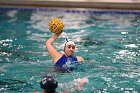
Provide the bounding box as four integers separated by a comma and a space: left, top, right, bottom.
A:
0, 0, 140, 10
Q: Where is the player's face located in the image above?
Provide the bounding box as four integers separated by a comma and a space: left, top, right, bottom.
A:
64, 44, 75, 56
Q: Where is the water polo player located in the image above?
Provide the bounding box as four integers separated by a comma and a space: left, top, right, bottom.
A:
46, 18, 84, 72
33, 75, 88, 93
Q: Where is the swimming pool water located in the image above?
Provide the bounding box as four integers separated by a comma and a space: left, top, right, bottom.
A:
0, 7, 140, 93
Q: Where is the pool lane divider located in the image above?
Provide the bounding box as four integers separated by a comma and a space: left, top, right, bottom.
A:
0, 7, 140, 15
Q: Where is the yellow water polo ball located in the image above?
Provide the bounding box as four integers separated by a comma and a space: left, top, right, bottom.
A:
48, 18, 64, 34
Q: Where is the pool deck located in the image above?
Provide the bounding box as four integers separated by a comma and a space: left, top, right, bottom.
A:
0, 0, 140, 10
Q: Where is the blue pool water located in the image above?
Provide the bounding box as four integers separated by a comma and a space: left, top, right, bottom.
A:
0, 7, 140, 93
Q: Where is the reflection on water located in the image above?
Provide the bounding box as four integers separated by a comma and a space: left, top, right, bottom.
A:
0, 79, 32, 92
81, 37, 104, 46
0, 8, 140, 92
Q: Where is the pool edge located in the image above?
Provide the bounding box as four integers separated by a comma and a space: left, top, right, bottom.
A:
0, 0, 140, 10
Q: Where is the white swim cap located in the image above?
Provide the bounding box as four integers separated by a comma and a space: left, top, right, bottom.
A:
64, 38, 75, 46
63, 38, 76, 51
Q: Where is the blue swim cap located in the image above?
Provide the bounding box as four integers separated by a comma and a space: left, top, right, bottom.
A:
40, 76, 58, 91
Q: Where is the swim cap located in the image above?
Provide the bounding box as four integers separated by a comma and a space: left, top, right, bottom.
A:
40, 76, 58, 91
64, 38, 76, 51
